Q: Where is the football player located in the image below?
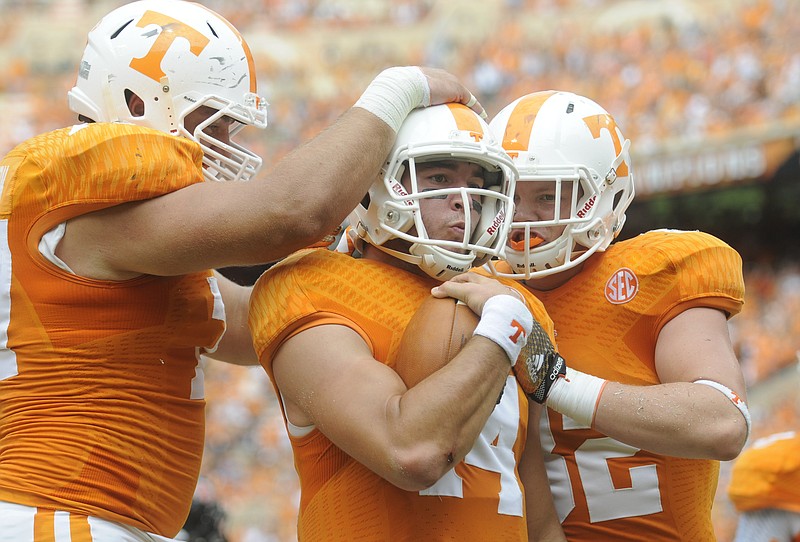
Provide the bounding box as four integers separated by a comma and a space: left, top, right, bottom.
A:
0, 1, 486, 540
728, 431, 800, 542
487, 90, 750, 541
249, 103, 566, 541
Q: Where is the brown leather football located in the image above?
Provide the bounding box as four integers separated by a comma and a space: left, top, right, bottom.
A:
394, 296, 479, 388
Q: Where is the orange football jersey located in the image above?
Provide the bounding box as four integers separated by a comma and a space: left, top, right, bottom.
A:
728, 431, 800, 514
250, 248, 556, 541
0, 123, 225, 536
530, 230, 745, 541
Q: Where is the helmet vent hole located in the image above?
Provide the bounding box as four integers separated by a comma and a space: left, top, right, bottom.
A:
566, 103, 574, 114
206, 22, 219, 38
110, 19, 133, 39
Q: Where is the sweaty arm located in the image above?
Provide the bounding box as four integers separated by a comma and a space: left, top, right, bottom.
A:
557, 307, 749, 460
56, 68, 487, 280
520, 402, 567, 542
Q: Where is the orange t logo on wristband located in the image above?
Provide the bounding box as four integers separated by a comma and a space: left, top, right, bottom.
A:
509, 320, 526, 344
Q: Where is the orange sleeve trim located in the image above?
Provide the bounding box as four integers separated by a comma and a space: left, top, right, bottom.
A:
656, 296, 743, 338
260, 311, 374, 378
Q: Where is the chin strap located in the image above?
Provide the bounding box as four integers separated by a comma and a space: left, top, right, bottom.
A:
605, 138, 630, 184
372, 242, 423, 268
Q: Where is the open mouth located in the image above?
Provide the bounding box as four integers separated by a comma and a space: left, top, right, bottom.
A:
509, 231, 545, 251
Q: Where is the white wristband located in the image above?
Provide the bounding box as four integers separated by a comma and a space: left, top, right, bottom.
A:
353, 66, 430, 133
546, 367, 607, 427
472, 294, 532, 366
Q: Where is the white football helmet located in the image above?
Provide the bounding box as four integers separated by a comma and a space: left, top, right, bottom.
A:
488, 90, 634, 279
349, 103, 517, 281
68, 0, 267, 182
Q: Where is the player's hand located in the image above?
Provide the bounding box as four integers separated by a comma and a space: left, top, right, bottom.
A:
514, 319, 567, 403
418, 67, 487, 119
431, 272, 519, 316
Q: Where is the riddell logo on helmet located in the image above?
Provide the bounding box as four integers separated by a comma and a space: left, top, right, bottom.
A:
486, 209, 506, 236
576, 195, 597, 218
390, 180, 413, 206
605, 267, 638, 304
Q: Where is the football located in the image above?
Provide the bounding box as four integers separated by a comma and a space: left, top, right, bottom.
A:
394, 295, 479, 388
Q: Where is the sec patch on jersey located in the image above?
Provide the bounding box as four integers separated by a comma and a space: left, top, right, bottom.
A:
394, 296, 479, 388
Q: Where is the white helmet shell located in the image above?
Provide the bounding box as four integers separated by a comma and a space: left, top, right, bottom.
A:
488, 90, 634, 279
68, 0, 268, 182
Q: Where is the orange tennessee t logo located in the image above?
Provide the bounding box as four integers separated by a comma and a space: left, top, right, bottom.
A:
582, 114, 630, 178
508, 320, 526, 344
129, 11, 210, 82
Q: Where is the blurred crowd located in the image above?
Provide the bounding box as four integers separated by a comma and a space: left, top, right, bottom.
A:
1, 0, 798, 540
1, 0, 799, 161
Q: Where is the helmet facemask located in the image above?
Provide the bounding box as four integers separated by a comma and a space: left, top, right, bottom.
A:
181, 95, 266, 182
488, 91, 634, 280
504, 164, 604, 278
349, 104, 517, 281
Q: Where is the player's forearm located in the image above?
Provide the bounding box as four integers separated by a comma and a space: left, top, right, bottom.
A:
590, 381, 748, 459
389, 293, 533, 474
386, 338, 510, 489
251, 66, 433, 256
521, 405, 567, 542
254, 107, 394, 252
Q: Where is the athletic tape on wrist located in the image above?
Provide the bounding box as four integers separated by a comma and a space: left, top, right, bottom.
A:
472, 294, 532, 366
353, 67, 429, 133
546, 367, 608, 427
694, 379, 752, 441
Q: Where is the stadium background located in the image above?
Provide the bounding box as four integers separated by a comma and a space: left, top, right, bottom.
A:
0, 0, 797, 540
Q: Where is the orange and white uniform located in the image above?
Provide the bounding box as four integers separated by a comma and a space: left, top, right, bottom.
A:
532, 230, 744, 541
0, 123, 225, 538
728, 431, 800, 542
250, 248, 555, 541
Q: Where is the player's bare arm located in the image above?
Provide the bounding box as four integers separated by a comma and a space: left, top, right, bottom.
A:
519, 401, 568, 542
591, 306, 748, 460
57, 67, 482, 280
271, 276, 522, 492
271, 321, 511, 491
204, 272, 258, 366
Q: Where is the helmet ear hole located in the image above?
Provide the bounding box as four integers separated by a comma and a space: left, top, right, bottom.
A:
612, 190, 624, 210
125, 90, 145, 117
